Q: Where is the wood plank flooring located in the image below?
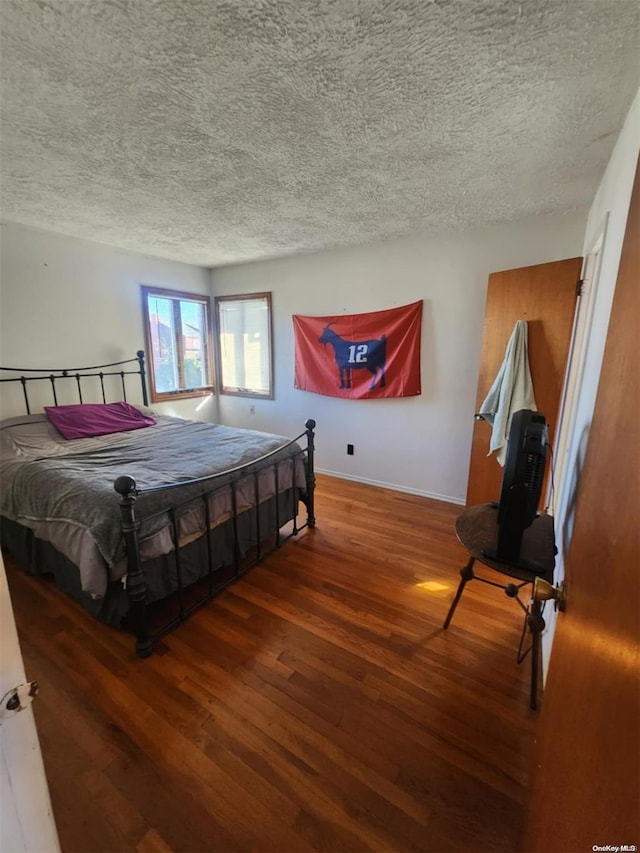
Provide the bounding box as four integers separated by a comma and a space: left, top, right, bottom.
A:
5, 475, 538, 852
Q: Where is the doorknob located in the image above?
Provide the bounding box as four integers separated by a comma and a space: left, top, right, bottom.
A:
533, 577, 566, 612
0, 681, 38, 720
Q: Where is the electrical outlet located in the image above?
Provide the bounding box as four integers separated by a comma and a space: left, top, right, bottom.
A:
347, 444, 354, 455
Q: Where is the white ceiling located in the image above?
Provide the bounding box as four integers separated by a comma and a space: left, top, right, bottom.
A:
1, 0, 638, 267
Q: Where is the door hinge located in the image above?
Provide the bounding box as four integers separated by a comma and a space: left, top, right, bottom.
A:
0, 681, 38, 720
576, 278, 585, 296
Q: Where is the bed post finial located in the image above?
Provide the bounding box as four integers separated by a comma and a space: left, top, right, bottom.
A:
114, 475, 151, 657
136, 350, 149, 407
304, 419, 316, 528
114, 475, 137, 498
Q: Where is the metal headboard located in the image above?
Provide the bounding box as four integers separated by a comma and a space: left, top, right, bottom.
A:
0, 350, 149, 414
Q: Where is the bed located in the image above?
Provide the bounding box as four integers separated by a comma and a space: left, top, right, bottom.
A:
0, 352, 316, 656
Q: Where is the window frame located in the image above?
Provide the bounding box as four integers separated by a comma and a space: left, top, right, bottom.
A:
214, 292, 274, 399
141, 285, 215, 403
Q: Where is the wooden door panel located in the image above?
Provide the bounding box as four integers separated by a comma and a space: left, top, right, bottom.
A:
522, 159, 639, 850
467, 258, 582, 507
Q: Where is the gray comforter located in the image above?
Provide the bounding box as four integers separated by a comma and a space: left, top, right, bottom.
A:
0, 413, 305, 596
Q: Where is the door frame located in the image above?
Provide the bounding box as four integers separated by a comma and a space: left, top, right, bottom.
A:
550, 213, 609, 532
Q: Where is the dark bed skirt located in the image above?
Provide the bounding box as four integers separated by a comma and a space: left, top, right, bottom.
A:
1, 515, 129, 625
1, 486, 302, 635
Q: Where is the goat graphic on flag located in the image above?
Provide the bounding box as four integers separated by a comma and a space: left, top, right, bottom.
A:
293, 301, 422, 399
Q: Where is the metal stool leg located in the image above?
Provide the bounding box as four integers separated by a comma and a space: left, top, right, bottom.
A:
443, 556, 475, 629
527, 601, 546, 710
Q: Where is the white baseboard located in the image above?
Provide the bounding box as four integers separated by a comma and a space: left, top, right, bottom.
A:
315, 467, 465, 506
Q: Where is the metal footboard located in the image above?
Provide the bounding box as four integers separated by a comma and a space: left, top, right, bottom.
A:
115, 419, 316, 657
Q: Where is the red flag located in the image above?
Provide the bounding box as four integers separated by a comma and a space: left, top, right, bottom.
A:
293, 301, 422, 399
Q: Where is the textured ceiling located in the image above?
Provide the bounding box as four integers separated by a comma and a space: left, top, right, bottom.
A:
1, 1, 639, 267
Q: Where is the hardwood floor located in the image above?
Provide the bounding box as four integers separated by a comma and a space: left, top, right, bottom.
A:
5, 475, 538, 852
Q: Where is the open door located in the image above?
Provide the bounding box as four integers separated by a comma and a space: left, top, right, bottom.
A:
467, 257, 582, 507
0, 552, 60, 852
522, 160, 639, 850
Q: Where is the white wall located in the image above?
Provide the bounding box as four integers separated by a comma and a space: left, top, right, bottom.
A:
0, 223, 217, 422
211, 212, 585, 503
0, 205, 597, 508
540, 88, 640, 671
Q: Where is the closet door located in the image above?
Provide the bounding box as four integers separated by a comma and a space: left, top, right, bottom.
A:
466, 257, 582, 507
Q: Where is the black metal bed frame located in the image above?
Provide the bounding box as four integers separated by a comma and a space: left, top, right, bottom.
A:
1, 352, 316, 657
0, 350, 150, 412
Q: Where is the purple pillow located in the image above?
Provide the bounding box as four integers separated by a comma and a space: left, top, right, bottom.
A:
44, 402, 156, 440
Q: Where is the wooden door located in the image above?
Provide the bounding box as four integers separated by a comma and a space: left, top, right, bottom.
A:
0, 553, 60, 852
466, 258, 582, 507
522, 158, 639, 851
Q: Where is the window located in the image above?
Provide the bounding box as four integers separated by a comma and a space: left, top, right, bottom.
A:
141, 285, 214, 402
215, 293, 273, 398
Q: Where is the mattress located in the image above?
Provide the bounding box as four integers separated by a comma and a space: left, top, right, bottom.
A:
0, 412, 306, 597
